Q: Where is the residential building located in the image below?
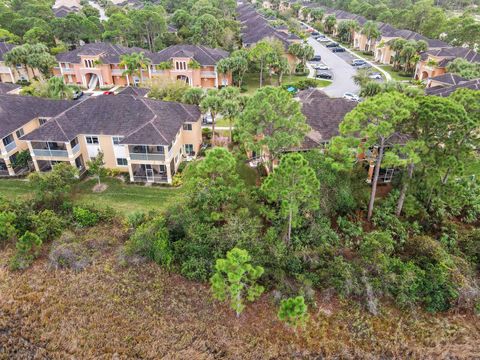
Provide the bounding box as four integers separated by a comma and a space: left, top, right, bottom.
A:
53, 43, 231, 90
0, 42, 40, 84
237, 3, 302, 69
53, 0, 81, 17
415, 47, 480, 81
152, 45, 232, 88
0, 95, 74, 176
0, 83, 20, 95
425, 77, 480, 97
21, 94, 202, 184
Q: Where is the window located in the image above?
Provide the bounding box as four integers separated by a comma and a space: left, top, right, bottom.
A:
116, 158, 128, 166
2, 134, 14, 146
183, 123, 192, 131
175, 61, 187, 70
185, 144, 194, 155
156, 146, 165, 154
84, 59, 95, 68
86, 136, 99, 144
39, 118, 48, 126
112, 136, 123, 145
15, 128, 24, 138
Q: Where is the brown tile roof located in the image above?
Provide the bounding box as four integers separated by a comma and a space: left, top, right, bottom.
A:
22, 94, 201, 145
0, 95, 74, 139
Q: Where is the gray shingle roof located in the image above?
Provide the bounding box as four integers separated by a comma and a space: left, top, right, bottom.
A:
0, 83, 20, 94
0, 42, 14, 62
56, 42, 156, 64
22, 94, 201, 145
0, 95, 74, 139
428, 73, 468, 86
425, 78, 480, 97
297, 89, 356, 148
118, 86, 150, 97
420, 47, 480, 64
151, 45, 229, 65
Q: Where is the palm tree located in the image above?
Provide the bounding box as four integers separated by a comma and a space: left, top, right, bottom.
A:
47, 77, 73, 99
200, 89, 223, 145
390, 38, 406, 71
361, 21, 381, 52
324, 15, 336, 34
218, 86, 241, 142
120, 52, 151, 86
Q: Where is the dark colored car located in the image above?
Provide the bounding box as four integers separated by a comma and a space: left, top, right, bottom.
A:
332, 47, 346, 52
316, 72, 332, 79
311, 31, 320, 36
325, 42, 339, 48
310, 55, 322, 62
72, 90, 83, 100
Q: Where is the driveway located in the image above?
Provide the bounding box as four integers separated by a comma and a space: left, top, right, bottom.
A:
307, 37, 360, 98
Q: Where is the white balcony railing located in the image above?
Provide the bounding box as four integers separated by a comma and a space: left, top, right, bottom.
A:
129, 153, 165, 161
201, 71, 217, 78
61, 67, 74, 73
4, 141, 16, 153
32, 149, 69, 158
72, 143, 81, 154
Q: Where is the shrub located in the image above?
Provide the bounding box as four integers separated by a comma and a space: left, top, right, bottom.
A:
180, 257, 211, 281
30, 209, 64, 242
125, 216, 173, 269
0, 211, 17, 243
10, 231, 42, 270
73, 207, 99, 227
421, 263, 458, 312
277, 295, 309, 329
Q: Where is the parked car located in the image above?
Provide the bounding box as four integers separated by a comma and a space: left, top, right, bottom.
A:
203, 113, 214, 124
103, 91, 114, 95
357, 63, 372, 69
325, 42, 339, 48
331, 47, 346, 52
343, 92, 360, 101
314, 64, 329, 70
72, 90, 83, 100
310, 55, 322, 62
368, 72, 382, 80
316, 72, 332, 79
318, 37, 330, 42
351, 59, 366, 66
312, 31, 320, 36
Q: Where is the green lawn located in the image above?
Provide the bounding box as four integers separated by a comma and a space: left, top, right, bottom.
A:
243, 72, 331, 94
378, 65, 414, 82
0, 177, 184, 215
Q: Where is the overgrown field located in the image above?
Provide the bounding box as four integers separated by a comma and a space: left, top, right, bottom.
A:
1, 225, 479, 359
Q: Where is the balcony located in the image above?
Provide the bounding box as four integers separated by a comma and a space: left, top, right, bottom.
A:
72, 143, 81, 154
4, 141, 16, 153
61, 67, 74, 74
32, 149, 69, 158
201, 71, 217, 78
111, 69, 124, 76
151, 69, 167, 74
129, 153, 165, 161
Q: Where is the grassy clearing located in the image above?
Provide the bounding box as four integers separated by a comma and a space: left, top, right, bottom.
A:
243, 72, 330, 94
0, 177, 184, 215
378, 65, 414, 81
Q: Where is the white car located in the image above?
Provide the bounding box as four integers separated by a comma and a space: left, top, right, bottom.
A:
343, 92, 360, 102
203, 113, 213, 124
314, 64, 329, 70
368, 73, 382, 80
318, 37, 330, 42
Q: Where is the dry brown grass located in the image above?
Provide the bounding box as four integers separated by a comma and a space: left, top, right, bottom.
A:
1, 226, 479, 359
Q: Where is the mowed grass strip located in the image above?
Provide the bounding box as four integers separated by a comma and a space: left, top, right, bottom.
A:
0, 177, 184, 214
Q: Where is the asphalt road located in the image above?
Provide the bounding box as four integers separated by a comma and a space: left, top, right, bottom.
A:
307, 37, 360, 98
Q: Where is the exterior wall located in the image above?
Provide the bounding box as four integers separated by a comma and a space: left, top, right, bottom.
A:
0, 62, 39, 83
180, 119, 203, 155
414, 57, 447, 80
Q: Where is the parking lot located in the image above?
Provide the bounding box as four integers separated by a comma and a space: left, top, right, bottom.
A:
306, 32, 384, 98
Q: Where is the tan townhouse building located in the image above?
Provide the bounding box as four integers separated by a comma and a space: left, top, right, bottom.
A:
0, 94, 74, 176
0, 42, 40, 84
21, 93, 203, 184
53, 43, 231, 90
414, 47, 480, 81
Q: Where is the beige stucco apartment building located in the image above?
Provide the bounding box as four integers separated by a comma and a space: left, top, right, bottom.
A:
0, 91, 203, 184
52, 43, 232, 90
0, 42, 40, 84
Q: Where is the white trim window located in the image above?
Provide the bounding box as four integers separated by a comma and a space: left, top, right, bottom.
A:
183, 123, 192, 131
116, 158, 128, 166
112, 136, 124, 146
15, 128, 24, 138
86, 136, 99, 144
